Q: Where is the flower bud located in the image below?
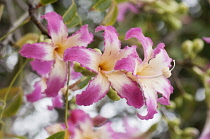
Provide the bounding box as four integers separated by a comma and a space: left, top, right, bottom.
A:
178, 3, 189, 14
168, 118, 181, 128
174, 96, 183, 108
165, 1, 179, 14
165, 101, 176, 110
44, 39, 52, 44
93, 48, 102, 54
182, 127, 199, 137
181, 40, 193, 58
107, 87, 120, 101
164, 15, 182, 30
73, 62, 97, 77
193, 38, 204, 53
183, 93, 193, 102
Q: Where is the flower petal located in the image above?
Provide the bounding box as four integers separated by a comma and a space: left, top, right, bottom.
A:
48, 94, 64, 110
20, 42, 54, 61
41, 12, 68, 45
96, 26, 120, 52
137, 76, 173, 120
26, 79, 46, 102
68, 109, 91, 125
103, 46, 140, 71
63, 25, 93, 48
137, 79, 158, 120
30, 60, 54, 75
70, 62, 82, 80
64, 46, 101, 73
76, 72, 110, 106
139, 46, 172, 76
96, 26, 120, 71
106, 71, 144, 108
203, 37, 210, 43
153, 43, 172, 67
115, 55, 139, 74
45, 58, 67, 97
125, 27, 153, 61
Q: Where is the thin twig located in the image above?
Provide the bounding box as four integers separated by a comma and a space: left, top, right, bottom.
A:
27, 1, 50, 37
65, 62, 71, 128
0, 12, 29, 44
5, 0, 22, 40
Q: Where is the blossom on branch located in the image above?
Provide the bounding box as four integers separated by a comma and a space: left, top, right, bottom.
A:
64, 26, 144, 108
115, 27, 174, 120
20, 12, 93, 99
45, 109, 116, 139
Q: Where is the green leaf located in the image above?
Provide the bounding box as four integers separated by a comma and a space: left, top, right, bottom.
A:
0, 87, 23, 118
91, 0, 111, 11
63, 0, 82, 28
101, 0, 118, 26
115, 0, 129, 3
107, 87, 120, 101
15, 33, 39, 48
46, 131, 65, 139
77, 77, 92, 89
40, 0, 58, 5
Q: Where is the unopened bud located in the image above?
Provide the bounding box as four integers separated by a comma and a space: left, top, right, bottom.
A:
165, 101, 176, 110
164, 15, 182, 30
182, 127, 199, 137
168, 118, 181, 128
107, 87, 120, 101
178, 3, 189, 14
174, 96, 183, 108
44, 39, 52, 44
73, 62, 97, 77
93, 48, 102, 54
193, 38, 204, 53
183, 93, 193, 102
165, 1, 179, 14
182, 40, 193, 58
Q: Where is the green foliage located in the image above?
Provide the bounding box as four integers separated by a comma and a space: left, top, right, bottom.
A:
91, 0, 111, 11
77, 77, 92, 89
0, 87, 23, 118
101, 0, 118, 26
73, 62, 97, 77
40, 0, 58, 5
15, 33, 39, 48
63, 0, 82, 28
107, 87, 120, 101
46, 131, 65, 139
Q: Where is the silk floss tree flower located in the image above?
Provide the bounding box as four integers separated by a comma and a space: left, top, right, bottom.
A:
64, 26, 144, 109
45, 109, 116, 139
115, 27, 174, 120
20, 12, 93, 102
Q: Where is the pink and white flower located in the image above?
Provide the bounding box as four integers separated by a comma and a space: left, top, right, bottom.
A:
115, 27, 174, 120
64, 26, 144, 108
20, 12, 93, 98
45, 109, 116, 139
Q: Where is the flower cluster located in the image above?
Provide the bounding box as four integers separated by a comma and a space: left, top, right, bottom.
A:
20, 12, 174, 120
45, 109, 152, 139
45, 109, 115, 139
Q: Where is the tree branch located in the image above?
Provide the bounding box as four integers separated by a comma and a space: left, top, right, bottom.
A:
27, 1, 50, 38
